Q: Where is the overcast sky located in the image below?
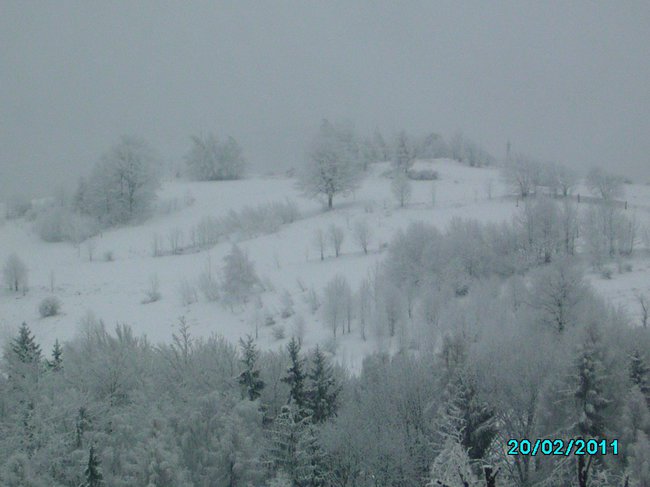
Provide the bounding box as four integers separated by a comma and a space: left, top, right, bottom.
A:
2, 0, 649, 198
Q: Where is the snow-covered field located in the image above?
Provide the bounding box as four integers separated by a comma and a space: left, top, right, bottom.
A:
1, 159, 649, 367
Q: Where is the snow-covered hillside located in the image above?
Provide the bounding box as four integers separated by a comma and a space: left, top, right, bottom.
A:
1, 159, 649, 369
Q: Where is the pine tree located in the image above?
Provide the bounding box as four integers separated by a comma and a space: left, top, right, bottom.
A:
573, 326, 610, 439
11, 323, 41, 364
268, 405, 306, 482
4, 323, 42, 393
282, 337, 307, 413
84, 445, 104, 487
47, 339, 63, 371
238, 335, 265, 401
437, 369, 496, 462
76, 407, 91, 449
393, 131, 414, 174
572, 325, 611, 487
629, 349, 650, 406
295, 424, 327, 487
305, 346, 340, 423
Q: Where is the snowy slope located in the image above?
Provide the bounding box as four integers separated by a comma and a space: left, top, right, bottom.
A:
1, 160, 649, 366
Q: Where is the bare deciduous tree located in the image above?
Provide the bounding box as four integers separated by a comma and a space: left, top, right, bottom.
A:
391, 172, 412, 208
503, 153, 542, 199
353, 219, 371, 255
322, 275, 352, 337
636, 292, 648, 328
586, 166, 624, 202
314, 228, 326, 261
328, 224, 345, 258
3, 253, 28, 293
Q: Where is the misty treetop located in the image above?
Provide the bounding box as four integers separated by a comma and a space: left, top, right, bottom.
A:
185, 133, 246, 181
77, 135, 160, 226
299, 119, 363, 210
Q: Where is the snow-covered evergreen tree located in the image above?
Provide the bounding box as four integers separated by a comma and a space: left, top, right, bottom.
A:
437, 369, 497, 462
295, 424, 327, 487
282, 337, 307, 414
9, 323, 42, 366
46, 339, 63, 372
238, 335, 265, 401
393, 131, 415, 174
306, 346, 340, 423
573, 325, 610, 439
83, 445, 104, 487
268, 404, 306, 482
629, 349, 650, 406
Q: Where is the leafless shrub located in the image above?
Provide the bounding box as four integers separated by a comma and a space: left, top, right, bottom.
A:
272, 325, 286, 341
142, 274, 162, 304
179, 279, 198, 306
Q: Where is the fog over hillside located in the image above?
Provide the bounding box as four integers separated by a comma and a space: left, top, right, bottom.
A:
2, 1, 650, 198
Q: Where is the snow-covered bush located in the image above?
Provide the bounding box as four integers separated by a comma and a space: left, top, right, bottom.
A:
185, 133, 246, 180
3, 253, 28, 293
142, 274, 161, 304
407, 168, 438, 180
34, 206, 98, 243
189, 201, 300, 249
179, 279, 198, 306
270, 199, 300, 224
271, 325, 286, 341
38, 296, 61, 317
280, 290, 294, 319
195, 216, 222, 247
221, 245, 260, 307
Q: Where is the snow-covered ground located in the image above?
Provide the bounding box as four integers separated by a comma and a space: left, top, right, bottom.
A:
1, 159, 649, 367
